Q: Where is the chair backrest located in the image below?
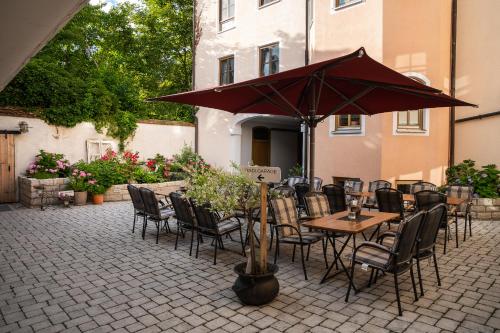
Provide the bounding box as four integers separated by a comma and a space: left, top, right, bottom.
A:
312, 177, 323, 191
368, 180, 391, 192
392, 211, 425, 266
304, 192, 330, 218
415, 190, 446, 212
376, 188, 404, 219
344, 179, 364, 193
127, 184, 144, 211
417, 203, 447, 253
139, 187, 161, 218
271, 185, 295, 198
410, 181, 437, 194
169, 192, 195, 226
270, 196, 299, 237
287, 176, 306, 187
294, 182, 310, 207
189, 200, 219, 233
322, 184, 347, 214
446, 185, 473, 212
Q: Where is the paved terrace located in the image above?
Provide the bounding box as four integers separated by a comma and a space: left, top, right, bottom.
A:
0, 202, 499, 333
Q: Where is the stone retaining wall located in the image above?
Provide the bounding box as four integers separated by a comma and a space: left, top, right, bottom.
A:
19, 176, 70, 208
471, 198, 500, 220
103, 180, 184, 202
19, 176, 184, 207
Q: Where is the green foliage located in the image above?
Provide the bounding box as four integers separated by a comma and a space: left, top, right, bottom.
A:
445, 159, 499, 198
133, 167, 164, 184
288, 163, 304, 177
68, 169, 92, 192
0, 0, 195, 148
26, 150, 71, 179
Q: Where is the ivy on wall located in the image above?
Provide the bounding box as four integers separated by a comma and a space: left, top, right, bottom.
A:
0, 0, 195, 150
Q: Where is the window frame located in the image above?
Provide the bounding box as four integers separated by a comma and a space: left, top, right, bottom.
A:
219, 0, 235, 32
219, 55, 235, 85
259, 43, 280, 77
396, 109, 424, 131
330, 115, 365, 136
333, 0, 364, 11
259, 0, 280, 8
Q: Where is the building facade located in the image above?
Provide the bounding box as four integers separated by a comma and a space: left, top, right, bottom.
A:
194, 0, 498, 187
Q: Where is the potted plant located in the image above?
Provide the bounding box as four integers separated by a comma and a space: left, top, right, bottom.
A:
68, 169, 90, 205
58, 192, 72, 208
186, 164, 280, 305
89, 182, 106, 205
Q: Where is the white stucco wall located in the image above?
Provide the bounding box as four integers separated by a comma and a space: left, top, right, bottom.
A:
0, 115, 195, 194
195, 0, 306, 169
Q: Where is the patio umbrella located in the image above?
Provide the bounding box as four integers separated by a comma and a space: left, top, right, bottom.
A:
149, 47, 476, 188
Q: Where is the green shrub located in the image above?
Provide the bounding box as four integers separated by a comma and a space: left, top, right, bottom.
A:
133, 168, 164, 184
288, 163, 303, 178
446, 159, 499, 198
26, 150, 71, 179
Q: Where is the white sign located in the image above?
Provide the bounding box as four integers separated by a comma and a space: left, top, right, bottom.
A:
58, 190, 75, 197
241, 166, 281, 183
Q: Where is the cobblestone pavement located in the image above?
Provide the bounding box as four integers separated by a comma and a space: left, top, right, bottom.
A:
0, 202, 499, 333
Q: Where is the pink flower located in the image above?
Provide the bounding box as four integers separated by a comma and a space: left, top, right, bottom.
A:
56, 160, 64, 169
79, 171, 87, 178
88, 179, 96, 185
49, 169, 56, 174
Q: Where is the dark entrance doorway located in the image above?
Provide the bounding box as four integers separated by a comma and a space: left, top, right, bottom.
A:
252, 126, 271, 166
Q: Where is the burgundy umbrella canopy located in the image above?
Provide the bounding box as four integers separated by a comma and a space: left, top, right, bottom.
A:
150, 47, 476, 186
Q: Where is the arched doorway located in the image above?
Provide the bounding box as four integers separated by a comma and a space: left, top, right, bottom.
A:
252, 126, 271, 166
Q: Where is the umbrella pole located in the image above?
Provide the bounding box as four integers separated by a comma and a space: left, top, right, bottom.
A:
308, 123, 316, 191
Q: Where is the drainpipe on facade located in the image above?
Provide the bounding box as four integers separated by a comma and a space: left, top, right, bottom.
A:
192, 0, 199, 153
449, 0, 457, 167
303, 0, 310, 177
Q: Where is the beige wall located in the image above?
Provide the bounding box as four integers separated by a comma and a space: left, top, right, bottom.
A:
195, 0, 306, 169
0, 115, 195, 196
454, 0, 500, 167
312, 0, 453, 187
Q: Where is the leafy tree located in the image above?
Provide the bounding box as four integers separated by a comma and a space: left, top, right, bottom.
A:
0, 0, 195, 149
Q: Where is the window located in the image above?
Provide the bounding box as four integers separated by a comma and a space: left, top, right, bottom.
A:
219, 56, 234, 85
219, 0, 235, 31
259, 0, 279, 7
396, 76, 426, 133
335, 114, 361, 130
334, 0, 363, 10
259, 43, 279, 77
86, 140, 114, 162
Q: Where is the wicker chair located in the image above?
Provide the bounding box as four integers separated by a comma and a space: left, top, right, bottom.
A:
344, 179, 364, 203
410, 181, 437, 194
311, 177, 323, 191
346, 211, 426, 316
322, 184, 347, 214
415, 190, 456, 254
287, 176, 307, 187
269, 196, 326, 280
364, 180, 391, 210
190, 201, 244, 265
375, 188, 406, 225
127, 184, 145, 233
139, 188, 175, 244
170, 192, 197, 256
446, 185, 474, 241
294, 182, 310, 215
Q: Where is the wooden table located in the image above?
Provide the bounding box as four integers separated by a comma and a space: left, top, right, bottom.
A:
302, 211, 399, 286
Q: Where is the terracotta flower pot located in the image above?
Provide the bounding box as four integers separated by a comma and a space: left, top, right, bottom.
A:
74, 191, 88, 206
92, 194, 104, 205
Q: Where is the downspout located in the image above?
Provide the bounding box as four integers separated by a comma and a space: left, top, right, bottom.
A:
193, 0, 199, 153
302, 0, 310, 177
449, 0, 457, 167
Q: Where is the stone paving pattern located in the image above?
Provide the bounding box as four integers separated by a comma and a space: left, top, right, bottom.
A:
0, 202, 499, 333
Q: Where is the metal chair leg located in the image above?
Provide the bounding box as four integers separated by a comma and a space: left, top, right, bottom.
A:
213, 236, 219, 265
132, 210, 136, 233
416, 257, 424, 296
469, 214, 472, 237
345, 261, 356, 302
306, 244, 311, 261
368, 268, 375, 288
455, 219, 459, 248
410, 263, 418, 302
292, 244, 296, 262
175, 222, 180, 250
142, 216, 148, 240
433, 250, 441, 286
195, 232, 200, 258
300, 245, 307, 280
156, 221, 160, 244
322, 237, 328, 269
393, 272, 403, 316
443, 227, 448, 255
189, 228, 194, 256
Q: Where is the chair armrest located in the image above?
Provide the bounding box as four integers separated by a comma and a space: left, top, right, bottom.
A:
354, 241, 393, 256
377, 231, 397, 243
273, 224, 302, 236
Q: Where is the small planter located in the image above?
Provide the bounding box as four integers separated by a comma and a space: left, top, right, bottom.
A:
74, 191, 88, 206
92, 194, 104, 205
233, 263, 279, 306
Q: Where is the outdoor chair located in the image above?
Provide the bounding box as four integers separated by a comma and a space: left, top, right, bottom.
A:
375, 188, 406, 226
322, 184, 347, 214
415, 190, 456, 254
127, 184, 145, 233
446, 185, 474, 241
287, 176, 307, 187
410, 181, 437, 194
346, 211, 426, 316
294, 182, 310, 215
269, 196, 327, 280
170, 192, 197, 256
190, 200, 244, 265
139, 188, 175, 244
312, 177, 323, 191
344, 179, 364, 203
364, 180, 391, 210
378, 204, 446, 297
